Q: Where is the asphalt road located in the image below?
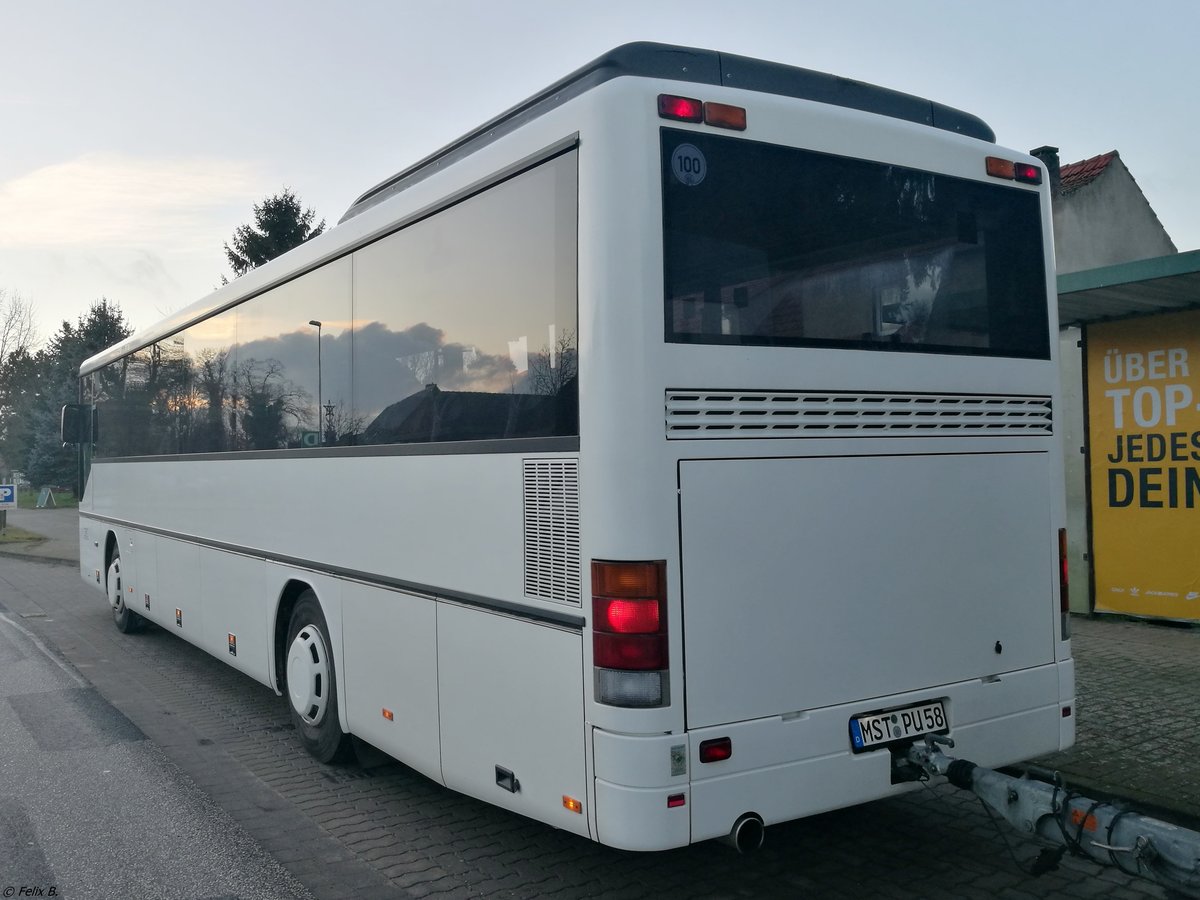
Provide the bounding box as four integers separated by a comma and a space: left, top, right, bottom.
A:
0, 574, 313, 900
0, 554, 1172, 900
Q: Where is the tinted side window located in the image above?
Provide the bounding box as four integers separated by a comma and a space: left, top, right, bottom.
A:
352, 150, 578, 445
91, 151, 577, 458
234, 259, 352, 449
93, 308, 238, 458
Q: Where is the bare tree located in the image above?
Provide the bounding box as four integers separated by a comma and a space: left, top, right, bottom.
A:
527, 328, 578, 396
0, 289, 37, 367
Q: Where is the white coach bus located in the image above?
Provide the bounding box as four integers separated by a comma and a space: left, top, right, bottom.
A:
66, 43, 1073, 852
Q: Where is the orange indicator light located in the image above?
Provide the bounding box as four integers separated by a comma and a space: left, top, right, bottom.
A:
382, 708, 394, 721
1070, 808, 1098, 832
563, 795, 583, 813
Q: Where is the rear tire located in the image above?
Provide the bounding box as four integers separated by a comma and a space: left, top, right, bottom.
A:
285, 591, 353, 763
107, 549, 144, 634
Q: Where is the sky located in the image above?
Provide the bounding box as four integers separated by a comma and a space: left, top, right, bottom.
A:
2, 0, 1197, 345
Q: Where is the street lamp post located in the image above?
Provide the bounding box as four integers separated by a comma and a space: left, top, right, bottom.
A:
308, 320, 322, 446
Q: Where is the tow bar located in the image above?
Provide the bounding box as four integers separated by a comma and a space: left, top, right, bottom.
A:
906, 737, 1200, 898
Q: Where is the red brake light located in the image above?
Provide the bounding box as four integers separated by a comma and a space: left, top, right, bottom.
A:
699, 737, 732, 763
658, 94, 703, 123
596, 597, 661, 633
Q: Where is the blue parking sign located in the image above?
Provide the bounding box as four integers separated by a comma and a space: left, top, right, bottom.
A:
0, 484, 15, 510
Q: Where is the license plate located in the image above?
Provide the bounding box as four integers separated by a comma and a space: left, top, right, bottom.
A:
850, 700, 948, 752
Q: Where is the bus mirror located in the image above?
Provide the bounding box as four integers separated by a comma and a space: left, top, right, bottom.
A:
60, 404, 86, 445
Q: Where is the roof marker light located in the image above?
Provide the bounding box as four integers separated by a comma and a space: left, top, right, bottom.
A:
704, 102, 747, 130
986, 156, 1016, 179
658, 94, 703, 123
1014, 162, 1043, 185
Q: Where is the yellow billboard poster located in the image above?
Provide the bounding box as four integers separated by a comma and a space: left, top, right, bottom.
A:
1087, 309, 1200, 620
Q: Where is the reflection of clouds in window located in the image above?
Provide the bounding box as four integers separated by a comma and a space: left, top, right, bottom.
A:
508, 336, 528, 374
351, 150, 577, 444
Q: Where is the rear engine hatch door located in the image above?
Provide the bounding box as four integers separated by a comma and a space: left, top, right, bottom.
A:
679, 453, 1054, 730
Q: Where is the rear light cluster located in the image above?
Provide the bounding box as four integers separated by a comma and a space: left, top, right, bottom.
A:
1058, 528, 1071, 640
658, 94, 747, 131
986, 156, 1043, 185
592, 560, 669, 708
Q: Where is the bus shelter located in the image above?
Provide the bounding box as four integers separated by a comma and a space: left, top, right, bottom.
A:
1058, 250, 1200, 621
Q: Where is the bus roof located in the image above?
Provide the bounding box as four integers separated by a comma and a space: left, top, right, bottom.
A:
340, 41, 996, 224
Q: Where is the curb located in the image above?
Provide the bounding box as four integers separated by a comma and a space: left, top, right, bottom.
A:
0, 544, 77, 567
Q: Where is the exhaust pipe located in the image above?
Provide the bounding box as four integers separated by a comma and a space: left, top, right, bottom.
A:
721, 813, 765, 855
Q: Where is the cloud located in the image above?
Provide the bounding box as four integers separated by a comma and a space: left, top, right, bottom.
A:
0, 154, 262, 247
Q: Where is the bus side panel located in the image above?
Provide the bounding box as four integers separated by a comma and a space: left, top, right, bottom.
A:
437, 603, 591, 838
129, 531, 158, 621
155, 537, 204, 647
342, 583, 442, 785
199, 549, 271, 686
79, 519, 104, 592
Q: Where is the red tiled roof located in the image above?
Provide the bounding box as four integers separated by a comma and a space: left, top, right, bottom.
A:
1059, 151, 1117, 192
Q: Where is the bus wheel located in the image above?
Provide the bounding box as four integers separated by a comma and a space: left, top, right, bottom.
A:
285, 591, 352, 763
107, 549, 144, 634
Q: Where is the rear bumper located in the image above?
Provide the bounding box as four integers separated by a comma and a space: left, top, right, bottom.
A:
592, 660, 1074, 849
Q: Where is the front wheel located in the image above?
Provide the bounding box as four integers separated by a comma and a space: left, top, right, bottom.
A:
107, 550, 144, 634
285, 591, 353, 763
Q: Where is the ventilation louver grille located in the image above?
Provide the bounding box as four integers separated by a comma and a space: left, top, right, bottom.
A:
523, 460, 581, 604
666, 390, 1052, 437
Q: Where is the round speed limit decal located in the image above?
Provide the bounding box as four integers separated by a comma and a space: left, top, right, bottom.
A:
671, 143, 707, 186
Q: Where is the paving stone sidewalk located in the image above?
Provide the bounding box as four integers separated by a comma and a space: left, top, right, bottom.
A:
1033, 615, 1200, 825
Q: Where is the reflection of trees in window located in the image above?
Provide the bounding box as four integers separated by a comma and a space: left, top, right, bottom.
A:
231, 357, 310, 451
193, 348, 232, 453
320, 399, 365, 446
526, 328, 577, 396
93, 313, 577, 456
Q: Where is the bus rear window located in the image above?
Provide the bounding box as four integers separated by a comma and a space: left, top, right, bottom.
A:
662, 130, 1050, 359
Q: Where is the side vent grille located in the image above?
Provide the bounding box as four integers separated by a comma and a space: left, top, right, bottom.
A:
523, 460, 581, 605
666, 390, 1052, 437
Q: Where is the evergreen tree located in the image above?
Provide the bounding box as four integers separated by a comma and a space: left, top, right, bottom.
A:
223, 189, 325, 280
0, 299, 132, 490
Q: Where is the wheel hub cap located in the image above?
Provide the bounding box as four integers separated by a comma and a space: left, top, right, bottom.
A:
107, 560, 123, 611
287, 625, 329, 725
